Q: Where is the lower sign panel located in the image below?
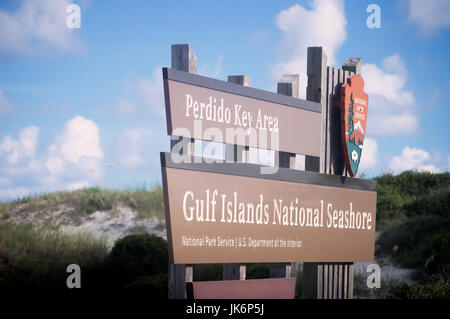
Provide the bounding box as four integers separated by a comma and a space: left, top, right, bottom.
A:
161, 155, 377, 264
187, 278, 296, 299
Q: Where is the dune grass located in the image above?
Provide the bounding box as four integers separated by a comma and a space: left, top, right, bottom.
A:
1, 184, 165, 221
0, 202, 10, 220
0, 222, 108, 267
0, 222, 170, 297
0, 222, 109, 289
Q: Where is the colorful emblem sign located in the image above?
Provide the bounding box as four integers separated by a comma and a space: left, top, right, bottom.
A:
340, 74, 369, 177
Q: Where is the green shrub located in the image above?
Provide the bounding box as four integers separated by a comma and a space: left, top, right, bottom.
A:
388, 278, 450, 299
404, 190, 449, 218
375, 184, 405, 227
430, 232, 450, 263
375, 171, 449, 230
106, 233, 168, 286
375, 171, 450, 278
376, 171, 449, 198
16, 195, 32, 204
375, 171, 450, 229
376, 215, 450, 271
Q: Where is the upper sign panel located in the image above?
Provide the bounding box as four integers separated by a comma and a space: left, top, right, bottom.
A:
163, 68, 322, 157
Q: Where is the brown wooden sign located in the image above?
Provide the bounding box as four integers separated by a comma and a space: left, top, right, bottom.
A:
161, 153, 377, 264
163, 68, 322, 156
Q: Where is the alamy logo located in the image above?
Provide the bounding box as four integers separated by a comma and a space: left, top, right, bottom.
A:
366, 263, 381, 289
66, 264, 81, 288
366, 4, 381, 29
66, 4, 81, 29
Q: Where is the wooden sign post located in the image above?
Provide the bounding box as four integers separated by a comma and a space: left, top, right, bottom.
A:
223, 75, 251, 281
167, 44, 196, 299
270, 74, 299, 279
302, 47, 365, 299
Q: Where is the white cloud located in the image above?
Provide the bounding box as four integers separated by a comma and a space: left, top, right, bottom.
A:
364, 55, 413, 105
4, 158, 42, 178
408, 0, 450, 32
362, 54, 418, 136
369, 111, 417, 136
117, 128, 153, 170
19, 126, 40, 157
0, 125, 39, 164
0, 0, 84, 56
358, 137, 378, 174
52, 115, 103, 163
272, 0, 347, 98
46, 115, 104, 184
45, 156, 65, 176
0, 116, 104, 200
389, 147, 439, 174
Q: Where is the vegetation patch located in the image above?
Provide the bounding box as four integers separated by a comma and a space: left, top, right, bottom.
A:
2, 185, 165, 221
388, 278, 450, 299
375, 171, 449, 277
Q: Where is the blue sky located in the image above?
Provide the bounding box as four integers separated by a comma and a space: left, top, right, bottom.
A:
0, 0, 449, 199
